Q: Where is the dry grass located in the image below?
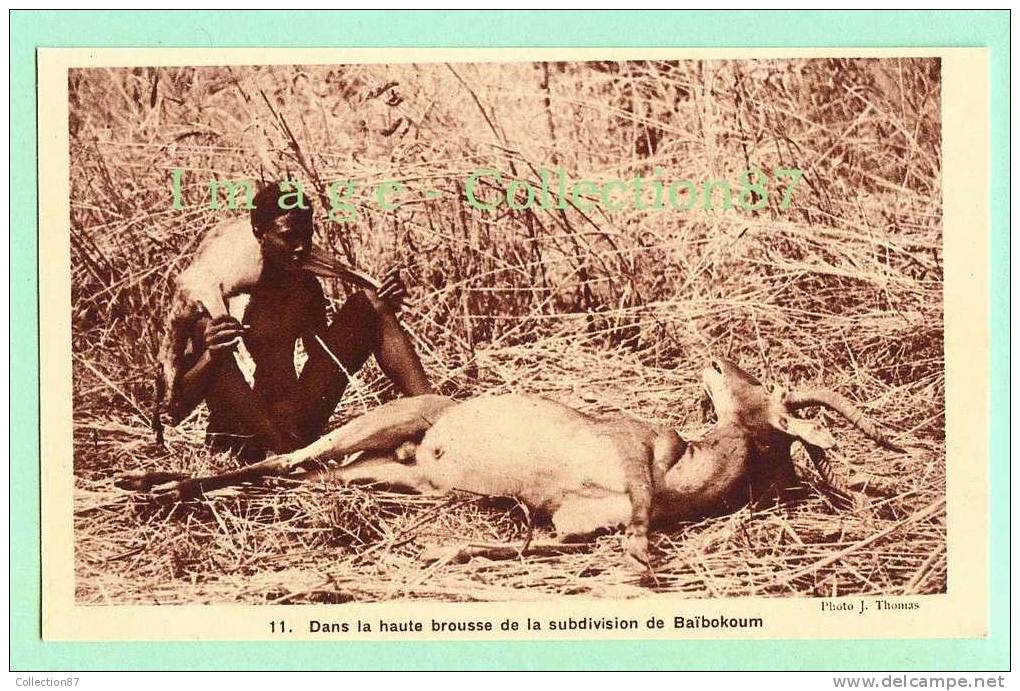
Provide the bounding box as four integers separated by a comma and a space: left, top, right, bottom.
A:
70, 58, 945, 604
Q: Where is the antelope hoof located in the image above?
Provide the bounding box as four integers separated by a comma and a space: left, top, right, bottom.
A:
152, 478, 202, 503
116, 470, 188, 492
623, 531, 652, 573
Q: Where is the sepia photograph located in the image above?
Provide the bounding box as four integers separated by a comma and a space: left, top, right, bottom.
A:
62, 54, 952, 610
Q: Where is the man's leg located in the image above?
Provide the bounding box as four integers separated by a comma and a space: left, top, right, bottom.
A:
204, 355, 296, 458
296, 291, 432, 441
183, 311, 297, 459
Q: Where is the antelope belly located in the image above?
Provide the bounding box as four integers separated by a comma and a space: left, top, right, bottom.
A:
415, 394, 628, 506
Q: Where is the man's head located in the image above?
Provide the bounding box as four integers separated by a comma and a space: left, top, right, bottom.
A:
251, 182, 314, 271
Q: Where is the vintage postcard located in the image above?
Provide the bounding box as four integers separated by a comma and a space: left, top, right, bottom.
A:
39, 46, 989, 643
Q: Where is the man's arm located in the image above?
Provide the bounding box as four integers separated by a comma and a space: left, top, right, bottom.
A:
168, 315, 299, 451
298, 276, 329, 353
375, 266, 408, 314
166, 315, 245, 423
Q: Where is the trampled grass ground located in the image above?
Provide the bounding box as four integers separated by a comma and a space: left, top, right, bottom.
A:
70, 58, 945, 603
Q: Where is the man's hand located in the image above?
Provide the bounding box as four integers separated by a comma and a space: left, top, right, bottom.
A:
203, 315, 246, 354
376, 267, 408, 314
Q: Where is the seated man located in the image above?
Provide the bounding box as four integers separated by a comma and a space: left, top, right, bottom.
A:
167, 182, 432, 462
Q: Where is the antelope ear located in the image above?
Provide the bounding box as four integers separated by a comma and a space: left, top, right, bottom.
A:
772, 413, 837, 449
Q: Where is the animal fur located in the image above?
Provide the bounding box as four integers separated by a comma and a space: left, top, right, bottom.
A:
126, 358, 905, 571
152, 219, 379, 437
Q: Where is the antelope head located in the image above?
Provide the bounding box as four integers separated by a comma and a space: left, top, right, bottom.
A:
692, 357, 904, 509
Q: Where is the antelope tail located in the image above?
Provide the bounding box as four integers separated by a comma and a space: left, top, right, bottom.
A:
785, 387, 905, 453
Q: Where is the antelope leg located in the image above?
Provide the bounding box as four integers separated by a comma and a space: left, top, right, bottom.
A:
420, 540, 594, 564
278, 394, 458, 467
551, 494, 632, 538
329, 454, 433, 493
116, 470, 190, 492
147, 454, 300, 502
621, 452, 655, 573
130, 395, 458, 502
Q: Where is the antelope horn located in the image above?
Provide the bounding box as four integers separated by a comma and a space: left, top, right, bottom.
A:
804, 445, 855, 511
784, 387, 905, 453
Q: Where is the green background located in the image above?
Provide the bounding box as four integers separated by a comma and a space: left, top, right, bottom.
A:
9, 10, 1010, 671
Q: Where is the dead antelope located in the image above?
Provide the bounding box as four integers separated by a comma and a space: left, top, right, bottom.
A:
125, 357, 904, 571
